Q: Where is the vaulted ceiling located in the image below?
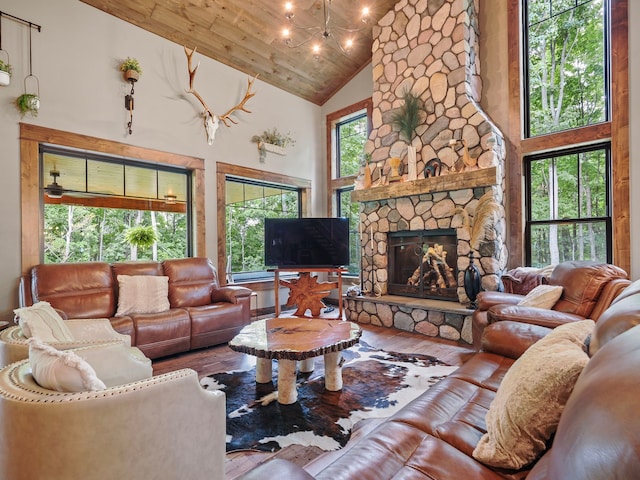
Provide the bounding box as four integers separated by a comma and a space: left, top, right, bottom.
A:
80, 0, 398, 105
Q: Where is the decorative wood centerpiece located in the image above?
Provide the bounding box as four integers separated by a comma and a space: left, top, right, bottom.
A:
280, 272, 337, 317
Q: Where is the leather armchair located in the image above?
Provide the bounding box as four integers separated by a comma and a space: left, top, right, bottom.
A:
472, 261, 629, 349
0, 362, 225, 480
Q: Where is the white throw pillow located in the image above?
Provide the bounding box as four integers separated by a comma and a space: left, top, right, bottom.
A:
28, 338, 106, 392
518, 284, 564, 309
13, 301, 74, 342
472, 320, 594, 470
115, 275, 170, 316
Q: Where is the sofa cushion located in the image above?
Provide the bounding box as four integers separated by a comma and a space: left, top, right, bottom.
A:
28, 337, 106, 392
13, 301, 74, 342
472, 320, 594, 470
164, 258, 219, 308
517, 285, 563, 309
115, 275, 170, 316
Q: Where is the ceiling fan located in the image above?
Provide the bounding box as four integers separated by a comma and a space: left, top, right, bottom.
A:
45, 169, 64, 199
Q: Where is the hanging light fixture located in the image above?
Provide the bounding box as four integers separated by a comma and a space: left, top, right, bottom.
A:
282, 1, 370, 60
45, 169, 64, 199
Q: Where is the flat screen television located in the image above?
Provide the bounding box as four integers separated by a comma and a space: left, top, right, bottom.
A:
264, 217, 350, 268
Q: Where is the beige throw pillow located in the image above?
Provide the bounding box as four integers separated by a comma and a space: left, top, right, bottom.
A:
518, 284, 564, 309
472, 320, 594, 470
13, 301, 74, 342
28, 337, 106, 392
115, 275, 170, 316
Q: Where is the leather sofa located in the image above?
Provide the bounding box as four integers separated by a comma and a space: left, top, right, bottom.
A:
18, 257, 252, 359
472, 261, 629, 349
238, 279, 640, 480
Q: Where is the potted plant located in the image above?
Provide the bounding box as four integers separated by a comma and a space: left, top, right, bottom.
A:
120, 57, 142, 82
0, 59, 11, 86
391, 90, 424, 181
16, 93, 39, 117
251, 128, 295, 161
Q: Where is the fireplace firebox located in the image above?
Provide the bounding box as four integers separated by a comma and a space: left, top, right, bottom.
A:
387, 229, 458, 301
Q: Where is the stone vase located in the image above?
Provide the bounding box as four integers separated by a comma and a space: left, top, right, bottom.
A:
407, 145, 417, 181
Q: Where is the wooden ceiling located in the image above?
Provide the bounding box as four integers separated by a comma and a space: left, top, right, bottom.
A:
80, 0, 398, 105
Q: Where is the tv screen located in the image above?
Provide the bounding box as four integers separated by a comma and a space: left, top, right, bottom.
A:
264, 217, 350, 268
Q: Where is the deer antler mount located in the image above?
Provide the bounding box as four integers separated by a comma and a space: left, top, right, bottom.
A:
184, 46, 257, 145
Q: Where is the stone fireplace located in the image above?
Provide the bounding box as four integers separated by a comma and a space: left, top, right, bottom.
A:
344, 0, 507, 344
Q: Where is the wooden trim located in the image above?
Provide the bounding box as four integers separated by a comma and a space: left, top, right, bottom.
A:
19, 124, 206, 274
325, 98, 373, 215
506, 0, 629, 272
216, 162, 312, 283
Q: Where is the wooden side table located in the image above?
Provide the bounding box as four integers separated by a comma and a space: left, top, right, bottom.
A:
228, 317, 362, 404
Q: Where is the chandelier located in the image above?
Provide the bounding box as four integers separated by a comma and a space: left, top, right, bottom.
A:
282, 1, 370, 59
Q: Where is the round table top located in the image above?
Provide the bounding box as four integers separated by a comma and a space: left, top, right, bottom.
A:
228, 317, 362, 361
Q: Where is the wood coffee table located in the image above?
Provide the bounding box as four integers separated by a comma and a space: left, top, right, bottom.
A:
228, 317, 362, 404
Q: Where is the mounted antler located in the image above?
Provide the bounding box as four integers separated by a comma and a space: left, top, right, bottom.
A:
184, 46, 257, 144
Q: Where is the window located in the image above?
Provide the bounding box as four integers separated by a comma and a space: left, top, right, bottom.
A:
216, 162, 311, 284
41, 146, 191, 263
327, 99, 372, 275
510, 0, 628, 270
225, 177, 301, 280
525, 144, 611, 266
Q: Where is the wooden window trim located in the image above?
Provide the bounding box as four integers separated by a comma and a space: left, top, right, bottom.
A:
326, 98, 373, 214
216, 162, 311, 284
506, 0, 629, 273
19, 123, 205, 274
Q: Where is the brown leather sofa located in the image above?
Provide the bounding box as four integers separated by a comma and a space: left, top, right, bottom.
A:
472, 261, 629, 349
19, 257, 252, 359
238, 279, 640, 480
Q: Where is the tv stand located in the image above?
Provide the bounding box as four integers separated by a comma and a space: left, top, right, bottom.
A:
272, 268, 348, 319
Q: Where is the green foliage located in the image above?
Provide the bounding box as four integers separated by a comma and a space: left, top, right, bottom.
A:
125, 225, 157, 249
251, 128, 295, 148
0, 60, 11, 75
391, 90, 423, 143
337, 115, 368, 177
16, 94, 39, 117
120, 57, 142, 74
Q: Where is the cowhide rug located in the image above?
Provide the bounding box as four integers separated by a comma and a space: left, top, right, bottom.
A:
200, 341, 458, 453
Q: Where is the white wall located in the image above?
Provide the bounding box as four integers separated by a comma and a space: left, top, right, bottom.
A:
0, 0, 323, 321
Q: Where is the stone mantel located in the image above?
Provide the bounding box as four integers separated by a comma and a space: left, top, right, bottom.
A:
351, 167, 499, 203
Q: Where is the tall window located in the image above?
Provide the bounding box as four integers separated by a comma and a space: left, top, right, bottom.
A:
41, 147, 191, 263
517, 0, 624, 267
327, 99, 372, 275
225, 177, 301, 280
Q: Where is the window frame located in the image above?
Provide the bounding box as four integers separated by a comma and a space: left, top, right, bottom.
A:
216, 162, 311, 287
20, 123, 205, 274
505, 0, 629, 272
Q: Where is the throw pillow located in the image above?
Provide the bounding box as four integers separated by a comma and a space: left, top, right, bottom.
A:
28, 337, 106, 392
115, 275, 170, 316
472, 320, 594, 470
518, 284, 564, 309
13, 301, 74, 342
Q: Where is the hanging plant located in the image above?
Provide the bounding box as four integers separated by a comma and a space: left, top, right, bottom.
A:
391, 90, 424, 143
120, 57, 142, 81
124, 225, 157, 249
16, 93, 39, 117
251, 128, 295, 161
0, 58, 11, 86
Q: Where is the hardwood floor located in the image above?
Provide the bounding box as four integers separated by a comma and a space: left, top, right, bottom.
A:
152, 323, 476, 479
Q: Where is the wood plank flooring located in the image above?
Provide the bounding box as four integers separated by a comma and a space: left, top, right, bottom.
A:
152, 323, 476, 479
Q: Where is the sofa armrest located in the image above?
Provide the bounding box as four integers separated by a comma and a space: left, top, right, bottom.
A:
488, 304, 584, 328
211, 285, 252, 304
236, 459, 315, 480
481, 321, 552, 359
476, 291, 524, 311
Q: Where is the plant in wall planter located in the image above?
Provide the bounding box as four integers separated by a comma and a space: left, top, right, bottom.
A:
0, 59, 11, 86
120, 57, 142, 82
16, 93, 39, 117
251, 128, 295, 162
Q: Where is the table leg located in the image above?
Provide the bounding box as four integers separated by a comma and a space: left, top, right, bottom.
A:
277, 359, 298, 404
256, 358, 273, 383
299, 358, 315, 373
324, 351, 343, 391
